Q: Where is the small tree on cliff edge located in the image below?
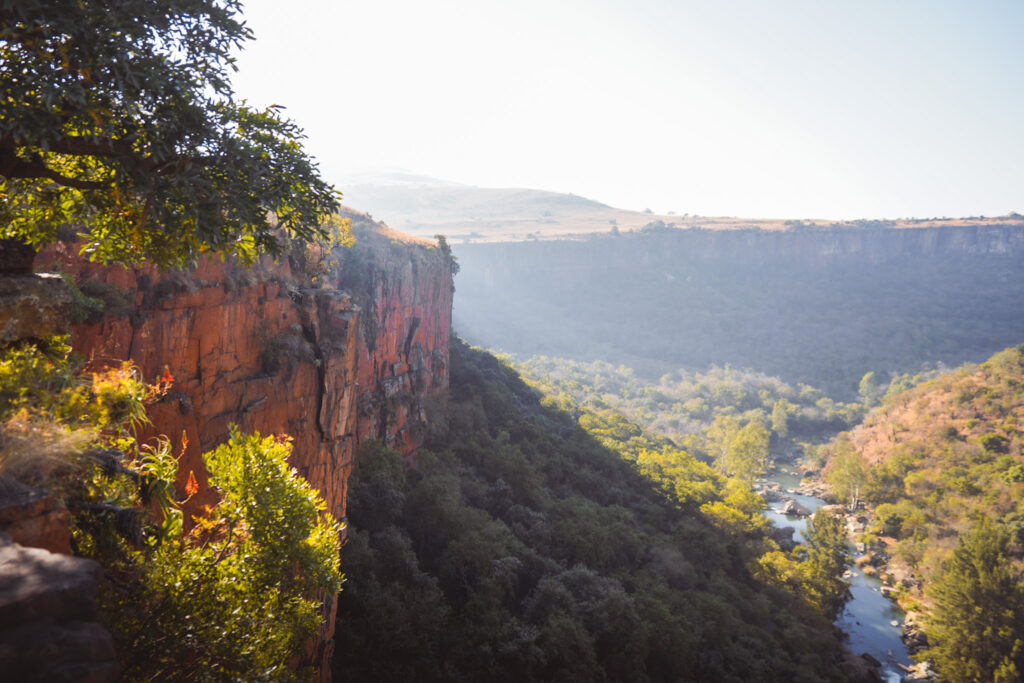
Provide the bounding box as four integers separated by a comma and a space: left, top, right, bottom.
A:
0, 0, 340, 268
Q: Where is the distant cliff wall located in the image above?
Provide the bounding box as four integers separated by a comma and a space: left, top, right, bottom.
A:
39, 214, 454, 676
458, 223, 1024, 280
452, 224, 1024, 399
663, 223, 1024, 263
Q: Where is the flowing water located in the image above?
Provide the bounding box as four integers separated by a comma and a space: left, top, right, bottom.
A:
762, 470, 912, 683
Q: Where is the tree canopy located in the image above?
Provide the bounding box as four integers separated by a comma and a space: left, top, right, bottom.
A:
926, 521, 1024, 682
0, 0, 340, 267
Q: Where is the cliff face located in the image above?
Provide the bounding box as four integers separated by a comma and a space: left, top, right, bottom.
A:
44, 215, 453, 524
38, 215, 454, 676
332, 225, 454, 454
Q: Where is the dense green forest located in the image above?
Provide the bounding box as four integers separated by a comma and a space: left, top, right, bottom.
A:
453, 227, 1024, 399
513, 356, 866, 468
334, 340, 853, 682
821, 346, 1024, 681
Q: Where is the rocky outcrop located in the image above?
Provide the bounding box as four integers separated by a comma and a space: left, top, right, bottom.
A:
37, 212, 455, 676
780, 498, 813, 516
0, 269, 117, 681
0, 476, 72, 555
332, 221, 454, 454
0, 273, 71, 343
838, 651, 884, 683
0, 533, 119, 682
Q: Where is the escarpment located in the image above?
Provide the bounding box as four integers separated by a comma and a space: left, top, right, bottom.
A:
44, 212, 453, 523
37, 213, 454, 677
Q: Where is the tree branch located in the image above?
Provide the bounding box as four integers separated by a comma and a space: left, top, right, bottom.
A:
44, 136, 135, 158
1, 135, 217, 177
0, 134, 133, 159
0, 147, 109, 190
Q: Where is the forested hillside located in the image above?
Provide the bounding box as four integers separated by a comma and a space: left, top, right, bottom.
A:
453, 225, 1024, 399
514, 356, 864, 466
334, 340, 855, 682
821, 345, 1024, 681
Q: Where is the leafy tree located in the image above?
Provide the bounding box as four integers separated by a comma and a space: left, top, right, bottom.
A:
724, 420, 770, 481
800, 508, 851, 618
771, 399, 789, 439
705, 414, 741, 473
925, 521, 1024, 683
980, 433, 1011, 455
824, 436, 868, 508
858, 371, 882, 406
0, 0, 340, 267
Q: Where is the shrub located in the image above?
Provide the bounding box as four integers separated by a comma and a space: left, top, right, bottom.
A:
0, 339, 342, 680
103, 428, 343, 681
980, 433, 1010, 454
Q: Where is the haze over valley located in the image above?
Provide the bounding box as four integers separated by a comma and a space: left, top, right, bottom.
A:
343, 173, 1024, 401
4, 1, 1024, 682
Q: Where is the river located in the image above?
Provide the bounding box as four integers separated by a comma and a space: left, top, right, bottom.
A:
762, 470, 912, 683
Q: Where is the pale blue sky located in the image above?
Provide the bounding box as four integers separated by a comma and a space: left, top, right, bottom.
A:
233, 0, 1024, 219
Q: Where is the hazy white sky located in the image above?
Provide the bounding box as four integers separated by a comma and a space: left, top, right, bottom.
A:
232, 0, 1024, 219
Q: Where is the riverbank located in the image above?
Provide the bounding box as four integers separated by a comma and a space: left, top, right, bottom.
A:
759, 468, 939, 683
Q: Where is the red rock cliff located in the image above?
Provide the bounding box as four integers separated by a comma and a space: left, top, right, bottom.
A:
38, 212, 454, 675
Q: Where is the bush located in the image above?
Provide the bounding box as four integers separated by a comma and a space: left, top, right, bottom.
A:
0, 339, 342, 680
980, 433, 1010, 454
103, 428, 343, 681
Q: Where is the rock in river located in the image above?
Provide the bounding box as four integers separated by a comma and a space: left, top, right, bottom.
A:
781, 498, 812, 516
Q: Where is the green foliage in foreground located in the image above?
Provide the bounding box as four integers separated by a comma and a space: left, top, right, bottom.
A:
334, 340, 849, 682
0, 0, 340, 267
103, 429, 343, 681
925, 521, 1024, 683
0, 340, 341, 680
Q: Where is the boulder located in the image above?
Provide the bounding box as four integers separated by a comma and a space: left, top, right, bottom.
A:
0, 533, 118, 681
838, 651, 883, 683
0, 239, 37, 274
901, 626, 928, 654
0, 476, 71, 555
781, 499, 812, 516
771, 525, 796, 551
901, 659, 937, 682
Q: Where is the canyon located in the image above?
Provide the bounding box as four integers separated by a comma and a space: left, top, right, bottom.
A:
11, 216, 1022, 680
